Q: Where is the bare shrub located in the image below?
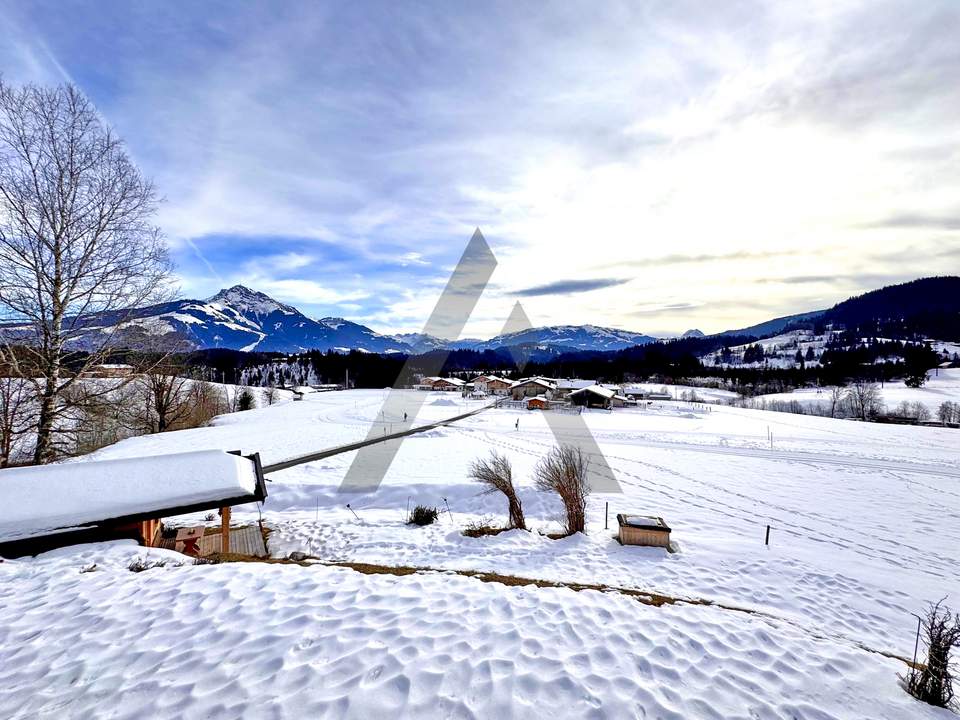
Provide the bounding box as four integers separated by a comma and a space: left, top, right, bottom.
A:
904, 600, 960, 709
534, 445, 589, 535
462, 517, 508, 538
185, 381, 228, 427
469, 451, 526, 530
127, 557, 188, 573
408, 504, 438, 526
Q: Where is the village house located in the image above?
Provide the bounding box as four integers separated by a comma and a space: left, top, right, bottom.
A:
509, 377, 556, 401
472, 375, 512, 395
568, 384, 623, 409
553, 378, 597, 399
415, 376, 466, 391
621, 386, 673, 401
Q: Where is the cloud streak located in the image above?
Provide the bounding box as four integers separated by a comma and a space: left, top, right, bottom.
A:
514, 277, 630, 297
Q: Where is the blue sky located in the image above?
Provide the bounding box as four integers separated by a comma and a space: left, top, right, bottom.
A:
2, 0, 958, 336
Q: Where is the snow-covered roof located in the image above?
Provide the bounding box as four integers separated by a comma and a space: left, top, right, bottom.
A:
555, 379, 595, 390
0, 450, 264, 545
510, 377, 556, 389
430, 377, 465, 386
569, 384, 616, 399
473, 375, 510, 384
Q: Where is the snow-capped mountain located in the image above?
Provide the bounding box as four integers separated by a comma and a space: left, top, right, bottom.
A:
681, 328, 705, 338
1, 284, 660, 355
388, 333, 451, 354
58, 285, 411, 354
467, 325, 657, 352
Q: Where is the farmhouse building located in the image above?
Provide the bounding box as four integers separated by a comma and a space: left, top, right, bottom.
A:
472, 375, 512, 395
568, 384, 617, 408
553, 379, 597, 398
509, 377, 556, 400
415, 376, 466, 391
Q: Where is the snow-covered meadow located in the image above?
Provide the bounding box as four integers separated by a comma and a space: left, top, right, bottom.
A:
2, 389, 958, 718
754, 367, 960, 417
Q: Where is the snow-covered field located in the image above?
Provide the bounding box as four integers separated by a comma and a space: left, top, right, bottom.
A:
3, 389, 958, 718
755, 367, 960, 416
622, 382, 740, 403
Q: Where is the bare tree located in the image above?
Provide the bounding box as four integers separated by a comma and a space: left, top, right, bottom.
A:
938, 401, 960, 425
828, 386, 845, 418
264, 384, 278, 406
846, 380, 882, 421
0, 80, 173, 463
133, 360, 193, 433
185, 380, 229, 428
469, 451, 526, 530
534, 445, 590, 535
66, 380, 138, 456
0, 375, 37, 466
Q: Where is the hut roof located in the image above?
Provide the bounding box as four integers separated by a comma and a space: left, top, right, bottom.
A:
0, 450, 266, 546
569, 384, 616, 400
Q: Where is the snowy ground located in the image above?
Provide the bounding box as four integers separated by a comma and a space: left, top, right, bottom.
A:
622, 382, 740, 403
754, 367, 960, 416
3, 389, 958, 718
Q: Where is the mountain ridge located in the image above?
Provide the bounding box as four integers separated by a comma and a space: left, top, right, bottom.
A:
2, 276, 954, 355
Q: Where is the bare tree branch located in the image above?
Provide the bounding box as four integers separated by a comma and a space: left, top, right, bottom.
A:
0, 80, 174, 462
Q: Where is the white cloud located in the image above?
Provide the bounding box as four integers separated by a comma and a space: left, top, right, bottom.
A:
2, 0, 958, 335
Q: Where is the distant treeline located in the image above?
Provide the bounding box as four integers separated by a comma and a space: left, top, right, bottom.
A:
150, 332, 947, 395
812, 276, 960, 340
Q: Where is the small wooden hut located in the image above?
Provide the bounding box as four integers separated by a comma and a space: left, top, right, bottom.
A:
0, 450, 268, 558
617, 514, 671, 548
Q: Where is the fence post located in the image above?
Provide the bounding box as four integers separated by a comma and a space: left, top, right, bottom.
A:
765, 524, 770, 546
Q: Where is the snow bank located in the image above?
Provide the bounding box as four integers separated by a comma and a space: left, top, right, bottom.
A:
0, 450, 259, 543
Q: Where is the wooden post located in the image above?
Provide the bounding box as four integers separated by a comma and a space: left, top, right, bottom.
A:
765, 524, 770, 546
221, 506, 231, 554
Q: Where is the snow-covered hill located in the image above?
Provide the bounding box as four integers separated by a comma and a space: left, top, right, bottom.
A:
468, 324, 657, 352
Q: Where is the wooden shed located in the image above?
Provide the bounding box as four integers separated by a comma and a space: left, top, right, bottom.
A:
0, 450, 268, 558
617, 514, 671, 548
